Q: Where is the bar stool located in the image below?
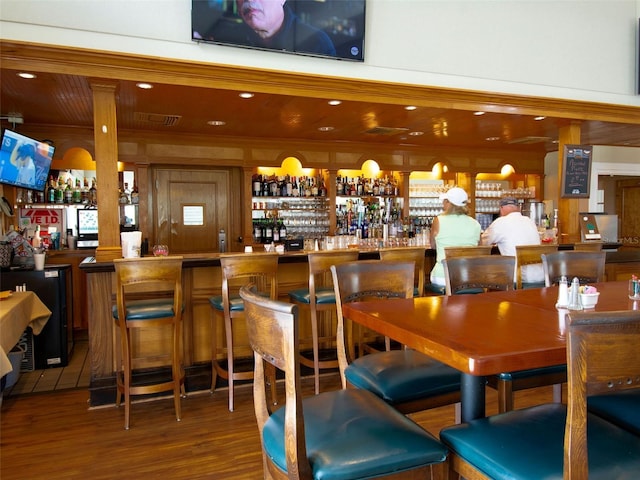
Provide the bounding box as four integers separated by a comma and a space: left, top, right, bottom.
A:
515, 244, 558, 289
209, 252, 279, 412
113, 256, 184, 430
288, 250, 359, 395
541, 251, 606, 286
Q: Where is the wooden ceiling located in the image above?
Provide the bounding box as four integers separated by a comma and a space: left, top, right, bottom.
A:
1, 42, 640, 156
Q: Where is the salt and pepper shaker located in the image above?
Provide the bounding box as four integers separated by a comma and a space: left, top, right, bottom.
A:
556, 275, 569, 309
567, 276, 583, 311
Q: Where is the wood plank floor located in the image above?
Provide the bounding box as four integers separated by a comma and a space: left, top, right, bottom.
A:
0, 369, 560, 479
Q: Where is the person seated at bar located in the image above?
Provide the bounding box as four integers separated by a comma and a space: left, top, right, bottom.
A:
482, 197, 543, 284
429, 187, 481, 291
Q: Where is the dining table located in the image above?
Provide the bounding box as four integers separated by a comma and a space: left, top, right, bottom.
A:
342, 280, 637, 422
0, 290, 52, 378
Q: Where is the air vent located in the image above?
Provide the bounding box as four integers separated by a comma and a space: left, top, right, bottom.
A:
133, 112, 182, 127
364, 126, 410, 136
506, 136, 551, 145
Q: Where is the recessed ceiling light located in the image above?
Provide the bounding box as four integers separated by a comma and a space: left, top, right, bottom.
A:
534, 116, 546, 121
318, 126, 334, 132
17, 72, 36, 79
405, 106, 417, 111
485, 136, 500, 141
409, 131, 424, 136
474, 111, 485, 116
239, 92, 254, 99
328, 100, 341, 106
136, 82, 153, 90
207, 120, 226, 126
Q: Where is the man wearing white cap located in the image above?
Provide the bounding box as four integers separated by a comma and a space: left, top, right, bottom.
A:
481, 197, 544, 286
429, 187, 481, 291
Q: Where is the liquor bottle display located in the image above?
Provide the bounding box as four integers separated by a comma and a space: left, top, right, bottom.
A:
251, 174, 327, 198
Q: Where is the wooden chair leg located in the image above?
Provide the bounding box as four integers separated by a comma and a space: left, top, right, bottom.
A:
310, 307, 320, 395
225, 314, 235, 412
497, 379, 514, 413
210, 310, 219, 393
552, 383, 562, 403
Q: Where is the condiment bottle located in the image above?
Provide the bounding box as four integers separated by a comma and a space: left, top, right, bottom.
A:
567, 277, 583, 311
556, 275, 569, 309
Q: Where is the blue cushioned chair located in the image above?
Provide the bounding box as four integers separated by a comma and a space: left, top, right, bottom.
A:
209, 252, 279, 411
113, 256, 184, 430
240, 283, 449, 480
588, 389, 640, 436
288, 250, 359, 395
331, 260, 461, 418
441, 309, 640, 480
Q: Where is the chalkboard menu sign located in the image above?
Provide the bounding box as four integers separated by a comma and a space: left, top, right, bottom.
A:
561, 144, 592, 198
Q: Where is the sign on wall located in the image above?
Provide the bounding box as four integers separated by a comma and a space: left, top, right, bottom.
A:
561, 145, 592, 198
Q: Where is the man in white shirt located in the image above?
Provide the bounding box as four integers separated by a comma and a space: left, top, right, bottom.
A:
481, 197, 544, 284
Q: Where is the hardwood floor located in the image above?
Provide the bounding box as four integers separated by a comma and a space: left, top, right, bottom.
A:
0, 371, 560, 479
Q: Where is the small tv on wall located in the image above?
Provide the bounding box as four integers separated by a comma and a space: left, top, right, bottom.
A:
192, 0, 366, 62
0, 129, 55, 192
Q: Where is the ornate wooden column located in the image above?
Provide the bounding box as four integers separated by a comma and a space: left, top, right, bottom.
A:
556, 121, 582, 243
90, 80, 122, 260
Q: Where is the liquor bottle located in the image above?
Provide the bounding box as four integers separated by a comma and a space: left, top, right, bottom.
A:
252, 174, 262, 197
292, 177, 299, 197
130, 181, 139, 204
89, 178, 97, 205
46, 175, 55, 203
279, 220, 287, 240
55, 177, 65, 204
286, 175, 292, 197
336, 176, 343, 196
311, 176, 319, 197
81, 178, 90, 204
319, 177, 327, 197
73, 179, 82, 203
272, 219, 280, 242
253, 221, 263, 244
264, 219, 273, 244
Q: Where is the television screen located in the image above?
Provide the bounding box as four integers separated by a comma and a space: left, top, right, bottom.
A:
0, 129, 55, 192
192, 0, 366, 62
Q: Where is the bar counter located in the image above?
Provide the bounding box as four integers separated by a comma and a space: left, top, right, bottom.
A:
79, 244, 639, 406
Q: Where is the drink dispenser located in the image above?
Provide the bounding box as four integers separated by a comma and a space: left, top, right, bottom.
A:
523, 201, 545, 227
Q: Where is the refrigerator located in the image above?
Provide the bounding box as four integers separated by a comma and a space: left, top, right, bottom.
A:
0, 265, 73, 369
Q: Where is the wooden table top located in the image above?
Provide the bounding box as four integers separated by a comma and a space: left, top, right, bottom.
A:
342, 281, 636, 378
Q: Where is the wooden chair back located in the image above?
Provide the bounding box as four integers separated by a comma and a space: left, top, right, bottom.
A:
114, 255, 184, 330
239, 284, 310, 479
564, 310, 640, 479
573, 241, 604, 251
541, 251, 606, 287
220, 252, 279, 311
379, 247, 426, 296
443, 256, 516, 296
330, 260, 415, 387
306, 250, 360, 300
444, 245, 492, 258
515, 244, 559, 289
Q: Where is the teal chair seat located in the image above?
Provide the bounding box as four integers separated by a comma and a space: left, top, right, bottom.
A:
440, 403, 640, 480
588, 389, 640, 436
345, 349, 460, 405
521, 281, 546, 289
112, 298, 177, 320
288, 286, 336, 304
209, 294, 244, 312
264, 388, 448, 479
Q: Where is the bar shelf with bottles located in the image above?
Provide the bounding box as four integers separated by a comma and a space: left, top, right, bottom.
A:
251, 172, 330, 243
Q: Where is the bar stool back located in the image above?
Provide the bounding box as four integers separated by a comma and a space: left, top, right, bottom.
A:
379, 247, 426, 297
113, 256, 184, 430
541, 251, 606, 287
209, 252, 279, 411
288, 250, 359, 395
515, 244, 558, 289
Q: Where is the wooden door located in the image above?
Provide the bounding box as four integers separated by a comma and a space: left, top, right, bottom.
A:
154, 168, 230, 253
620, 185, 640, 246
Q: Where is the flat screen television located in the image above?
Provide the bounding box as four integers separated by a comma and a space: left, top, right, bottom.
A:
0, 129, 55, 192
77, 208, 99, 248
192, 0, 366, 62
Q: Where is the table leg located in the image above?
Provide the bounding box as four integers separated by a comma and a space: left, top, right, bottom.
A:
461, 373, 485, 422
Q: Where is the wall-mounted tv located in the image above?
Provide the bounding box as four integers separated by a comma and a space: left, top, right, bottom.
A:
0, 129, 55, 192
192, 0, 366, 62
